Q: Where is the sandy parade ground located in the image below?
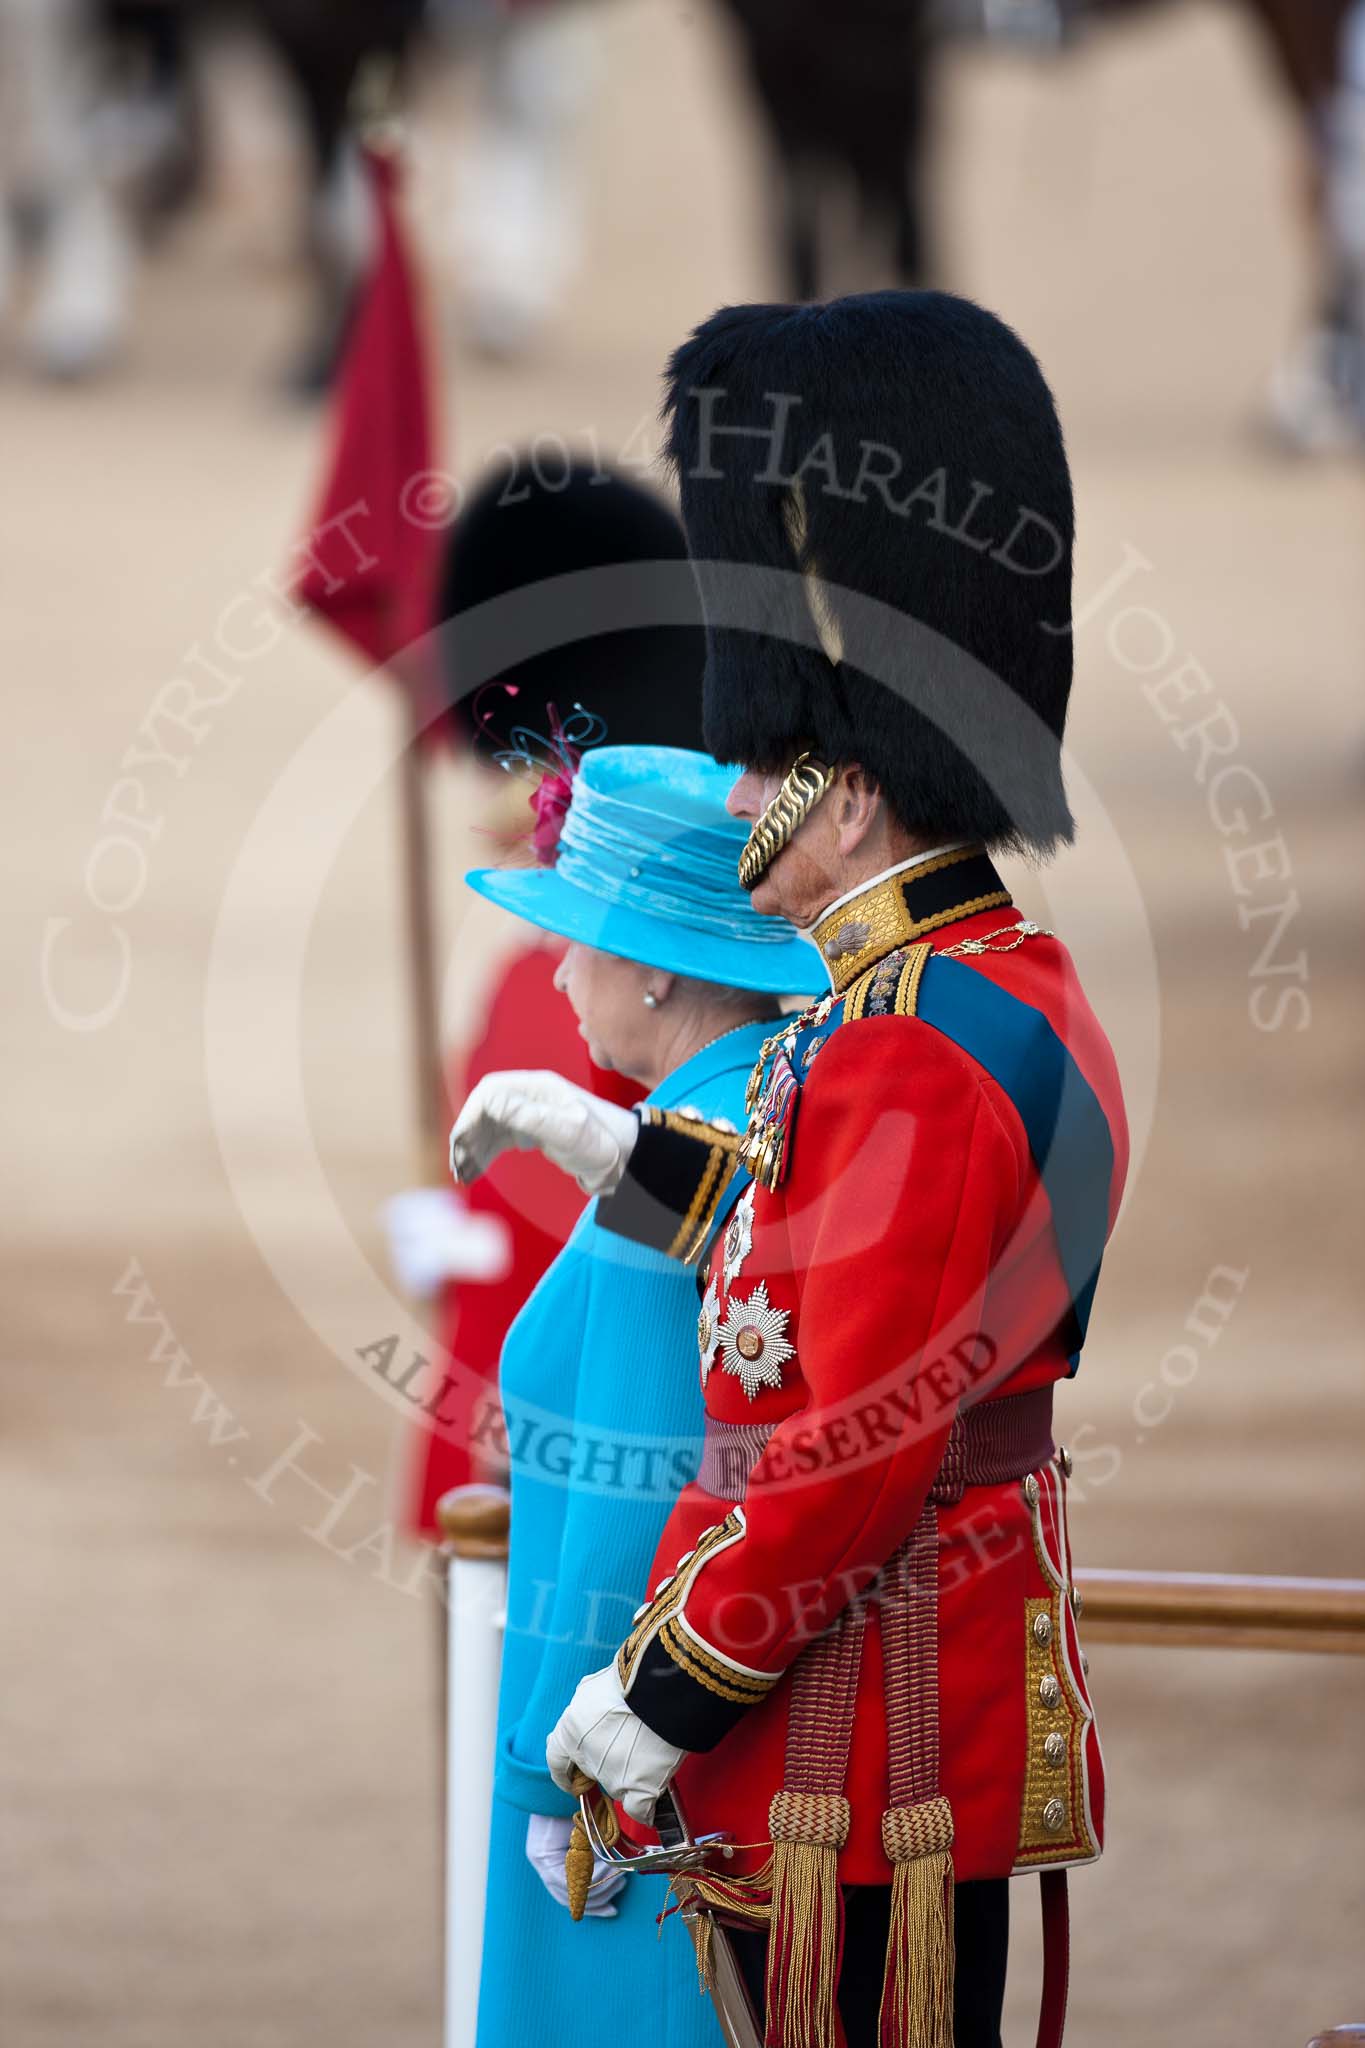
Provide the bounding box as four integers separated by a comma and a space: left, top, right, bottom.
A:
4, 3, 1364, 2044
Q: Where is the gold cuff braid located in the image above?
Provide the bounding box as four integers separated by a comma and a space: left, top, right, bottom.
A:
737, 753, 838, 892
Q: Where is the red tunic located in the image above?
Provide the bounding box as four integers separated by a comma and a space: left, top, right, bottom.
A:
601, 880, 1128, 1887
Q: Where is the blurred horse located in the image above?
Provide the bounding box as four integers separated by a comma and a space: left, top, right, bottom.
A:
1235, 0, 1365, 447
717, 0, 936, 302
242, 0, 604, 375
722, 0, 1364, 445
0, 0, 175, 376
0, 0, 601, 386
0, 0, 423, 382
243, 0, 428, 390
973, 0, 1364, 445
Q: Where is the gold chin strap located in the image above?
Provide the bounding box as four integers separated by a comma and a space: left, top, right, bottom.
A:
737, 752, 838, 892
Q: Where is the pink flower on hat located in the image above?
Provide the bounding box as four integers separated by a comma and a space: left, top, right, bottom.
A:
529, 765, 575, 866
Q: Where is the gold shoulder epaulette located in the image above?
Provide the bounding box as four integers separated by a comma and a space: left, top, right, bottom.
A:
840, 942, 932, 1025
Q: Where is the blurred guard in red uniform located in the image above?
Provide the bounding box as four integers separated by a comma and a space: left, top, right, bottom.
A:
454, 292, 1130, 2047
392, 455, 704, 1537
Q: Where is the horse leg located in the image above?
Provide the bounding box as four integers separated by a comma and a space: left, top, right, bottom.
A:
1324, 1, 1365, 421
454, 1, 604, 358
1248, 0, 1365, 446
893, 49, 934, 285
776, 141, 822, 303
3, 0, 135, 377
843, 21, 933, 290
248, 0, 424, 392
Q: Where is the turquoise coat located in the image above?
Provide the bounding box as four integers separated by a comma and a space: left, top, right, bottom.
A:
474, 1020, 772, 2048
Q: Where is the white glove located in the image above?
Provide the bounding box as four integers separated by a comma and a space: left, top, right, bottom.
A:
382, 1188, 513, 1298
524, 1812, 625, 1918
546, 1661, 686, 1828
449, 1071, 639, 1197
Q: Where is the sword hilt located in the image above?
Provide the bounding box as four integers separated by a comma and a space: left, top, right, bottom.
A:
569, 1772, 731, 1888
651, 1787, 688, 1850
565, 1779, 757, 2044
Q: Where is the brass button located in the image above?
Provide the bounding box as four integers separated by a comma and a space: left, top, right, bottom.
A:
1021, 1473, 1040, 1507
1057, 1446, 1074, 1478
1042, 1797, 1067, 1834
1032, 1611, 1053, 1647
1043, 1732, 1067, 1768
1038, 1674, 1061, 1709
1070, 1587, 1084, 1620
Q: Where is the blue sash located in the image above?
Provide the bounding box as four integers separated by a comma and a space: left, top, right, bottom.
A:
787, 955, 1114, 1375
917, 956, 1113, 1373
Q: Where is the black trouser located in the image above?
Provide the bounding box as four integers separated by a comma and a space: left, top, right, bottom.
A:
726, 1878, 1009, 2048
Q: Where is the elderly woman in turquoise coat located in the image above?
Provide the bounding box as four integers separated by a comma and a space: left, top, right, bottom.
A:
456, 746, 816, 2048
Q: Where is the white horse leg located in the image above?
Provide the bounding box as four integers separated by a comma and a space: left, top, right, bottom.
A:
453, 0, 603, 358
29, 177, 133, 378
2, 0, 134, 376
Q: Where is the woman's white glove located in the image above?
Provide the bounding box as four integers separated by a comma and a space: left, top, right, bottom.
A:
449, 1071, 639, 1197
524, 1812, 625, 1918
381, 1188, 513, 1298
546, 1661, 686, 1828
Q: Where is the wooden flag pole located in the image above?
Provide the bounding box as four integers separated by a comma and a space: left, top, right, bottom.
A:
347, 56, 447, 1194
399, 703, 448, 1188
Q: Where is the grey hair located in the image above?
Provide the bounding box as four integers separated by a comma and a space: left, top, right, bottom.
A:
674, 972, 783, 1018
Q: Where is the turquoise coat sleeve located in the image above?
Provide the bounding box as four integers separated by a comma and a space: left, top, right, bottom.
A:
491, 1027, 767, 1817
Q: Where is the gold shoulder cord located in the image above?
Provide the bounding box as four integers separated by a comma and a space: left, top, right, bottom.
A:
940, 918, 1052, 957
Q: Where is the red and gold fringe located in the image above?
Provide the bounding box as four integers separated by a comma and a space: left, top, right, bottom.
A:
878, 1797, 955, 2048
763, 1790, 850, 2048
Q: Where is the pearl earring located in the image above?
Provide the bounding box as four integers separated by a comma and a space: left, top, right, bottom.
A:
643, 991, 659, 1009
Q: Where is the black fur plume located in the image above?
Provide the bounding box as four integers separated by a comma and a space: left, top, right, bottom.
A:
662, 290, 1076, 857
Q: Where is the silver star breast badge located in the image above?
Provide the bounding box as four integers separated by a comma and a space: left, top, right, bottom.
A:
717, 1282, 796, 1401
698, 1278, 721, 1385
721, 1186, 755, 1293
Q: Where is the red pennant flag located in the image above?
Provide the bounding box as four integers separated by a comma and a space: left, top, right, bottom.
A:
293, 136, 450, 1180
294, 142, 445, 706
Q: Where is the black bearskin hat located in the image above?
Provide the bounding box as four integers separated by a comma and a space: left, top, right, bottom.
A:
437, 456, 703, 763
662, 291, 1076, 856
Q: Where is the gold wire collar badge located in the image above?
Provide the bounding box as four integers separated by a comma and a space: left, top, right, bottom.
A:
737, 752, 838, 893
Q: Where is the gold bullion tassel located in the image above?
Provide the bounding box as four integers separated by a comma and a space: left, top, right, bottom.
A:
691, 1896, 715, 1987
565, 1769, 619, 1923
878, 1798, 955, 2048
564, 1812, 595, 1923
764, 1790, 850, 2048
668, 1879, 718, 1990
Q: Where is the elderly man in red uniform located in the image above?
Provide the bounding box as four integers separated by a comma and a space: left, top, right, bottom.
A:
452, 289, 1129, 2048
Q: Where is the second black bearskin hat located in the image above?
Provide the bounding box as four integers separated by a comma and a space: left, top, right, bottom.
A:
662, 290, 1076, 856
437, 457, 704, 762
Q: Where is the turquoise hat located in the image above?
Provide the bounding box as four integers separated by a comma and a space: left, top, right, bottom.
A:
465, 746, 821, 995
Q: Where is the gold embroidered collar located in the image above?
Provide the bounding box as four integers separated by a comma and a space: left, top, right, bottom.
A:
809, 845, 1012, 994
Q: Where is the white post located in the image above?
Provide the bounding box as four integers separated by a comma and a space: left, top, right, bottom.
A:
437, 1484, 511, 2048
